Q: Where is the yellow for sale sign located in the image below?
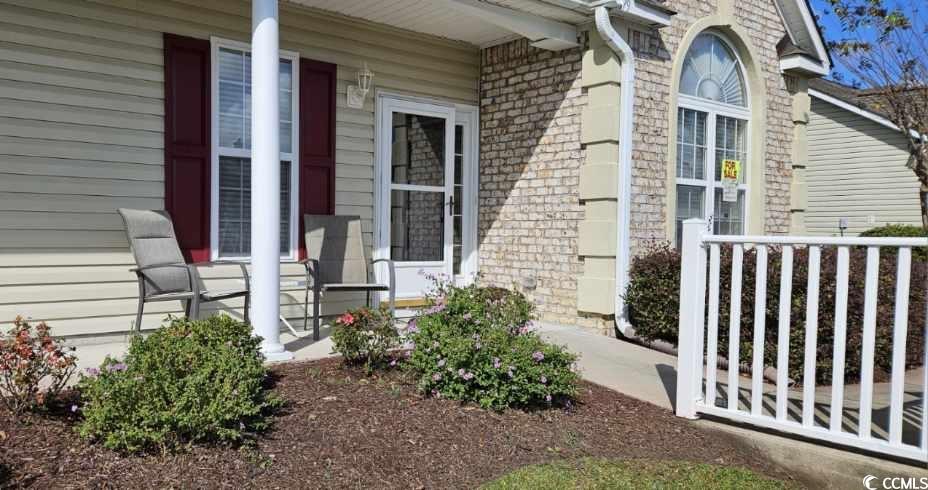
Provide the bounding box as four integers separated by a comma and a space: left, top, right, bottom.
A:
721, 159, 741, 202
721, 159, 741, 181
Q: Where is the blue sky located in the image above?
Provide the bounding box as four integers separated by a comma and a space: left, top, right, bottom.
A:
808, 0, 856, 83
808, 0, 921, 85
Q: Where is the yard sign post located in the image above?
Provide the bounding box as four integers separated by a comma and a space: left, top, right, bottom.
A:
676, 218, 707, 419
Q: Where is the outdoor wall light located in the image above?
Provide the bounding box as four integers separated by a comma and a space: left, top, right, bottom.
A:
347, 62, 373, 109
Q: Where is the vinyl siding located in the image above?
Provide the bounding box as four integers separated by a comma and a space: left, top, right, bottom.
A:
0, 0, 479, 337
805, 97, 920, 236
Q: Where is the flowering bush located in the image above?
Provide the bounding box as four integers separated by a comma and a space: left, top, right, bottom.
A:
76, 315, 282, 453
405, 278, 578, 410
0, 316, 77, 415
330, 307, 399, 373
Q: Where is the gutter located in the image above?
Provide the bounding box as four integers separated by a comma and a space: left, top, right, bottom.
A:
593, 5, 636, 337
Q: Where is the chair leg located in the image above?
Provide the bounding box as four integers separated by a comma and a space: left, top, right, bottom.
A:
184, 299, 192, 318
366, 291, 371, 309
303, 284, 310, 332
190, 295, 200, 320
388, 287, 396, 320
244, 293, 250, 324
313, 287, 321, 342
135, 299, 144, 333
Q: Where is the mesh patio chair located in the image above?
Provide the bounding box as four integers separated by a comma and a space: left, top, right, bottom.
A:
118, 208, 250, 332
302, 215, 396, 341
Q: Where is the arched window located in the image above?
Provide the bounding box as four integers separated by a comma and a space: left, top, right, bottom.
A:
675, 32, 749, 242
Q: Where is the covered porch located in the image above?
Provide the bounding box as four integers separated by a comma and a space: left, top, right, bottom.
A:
0, 0, 630, 343
207, 0, 594, 360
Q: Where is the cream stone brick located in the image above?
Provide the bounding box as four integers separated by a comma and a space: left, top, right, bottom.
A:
480, 1, 797, 331
578, 277, 616, 315
580, 164, 619, 200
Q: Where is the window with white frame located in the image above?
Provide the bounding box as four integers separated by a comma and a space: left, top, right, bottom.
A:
212, 39, 299, 260
675, 32, 749, 244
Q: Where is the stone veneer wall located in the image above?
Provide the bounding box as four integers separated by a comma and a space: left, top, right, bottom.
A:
478, 0, 797, 333
478, 38, 611, 331
627, 0, 794, 247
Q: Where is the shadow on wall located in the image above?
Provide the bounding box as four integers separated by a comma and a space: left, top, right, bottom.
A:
476, 39, 583, 301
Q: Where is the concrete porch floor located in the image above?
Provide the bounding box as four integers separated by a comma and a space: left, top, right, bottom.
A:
69, 320, 928, 488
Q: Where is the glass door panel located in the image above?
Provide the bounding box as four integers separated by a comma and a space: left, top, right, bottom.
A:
377, 98, 455, 300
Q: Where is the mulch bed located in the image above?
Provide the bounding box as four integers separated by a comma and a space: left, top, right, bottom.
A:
0, 358, 796, 489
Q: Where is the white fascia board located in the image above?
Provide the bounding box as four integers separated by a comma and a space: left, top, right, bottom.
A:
586, 0, 672, 27
779, 54, 829, 76
794, 0, 831, 72
810, 88, 924, 140
437, 0, 579, 50
618, 0, 672, 27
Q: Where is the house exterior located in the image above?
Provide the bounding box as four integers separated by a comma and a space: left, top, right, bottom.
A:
798, 78, 922, 236
0, 0, 830, 349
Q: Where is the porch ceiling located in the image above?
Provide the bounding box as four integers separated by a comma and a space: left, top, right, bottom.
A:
285, 0, 590, 47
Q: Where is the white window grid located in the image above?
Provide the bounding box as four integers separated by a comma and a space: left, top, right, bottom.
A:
209, 37, 300, 261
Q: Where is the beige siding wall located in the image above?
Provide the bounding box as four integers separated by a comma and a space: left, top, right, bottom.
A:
0, 0, 478, 337
805, 97, 920, 236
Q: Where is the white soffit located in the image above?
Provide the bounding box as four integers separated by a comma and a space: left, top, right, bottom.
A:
287, 0, 587, 47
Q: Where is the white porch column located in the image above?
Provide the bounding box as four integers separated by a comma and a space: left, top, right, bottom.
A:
251, 0, 292, 361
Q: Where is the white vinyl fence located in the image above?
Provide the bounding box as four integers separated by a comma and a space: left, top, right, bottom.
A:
675, 218, 928, 462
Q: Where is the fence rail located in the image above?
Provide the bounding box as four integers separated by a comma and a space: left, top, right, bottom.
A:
675, 218, 928, 462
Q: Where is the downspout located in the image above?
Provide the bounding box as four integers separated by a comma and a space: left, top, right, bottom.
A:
592, 6, 787, 384
593, 5, 635, 336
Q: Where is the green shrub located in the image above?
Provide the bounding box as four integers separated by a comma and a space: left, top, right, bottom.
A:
622, 242, 681, 346
331, 307, 399, 373
77, 315, 282, 453
626, 242, 927, 384
860, 224, 928, 261
405, 279, 578, 410
0, 317, 77, 415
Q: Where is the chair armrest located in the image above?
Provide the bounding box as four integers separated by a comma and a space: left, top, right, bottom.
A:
371, 258, 396, 290
301, 258, 320, 287
189, 261, 250, 292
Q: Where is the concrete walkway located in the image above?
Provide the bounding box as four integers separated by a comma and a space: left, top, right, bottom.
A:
536, 323, 928, 489
537, 323, 678, 409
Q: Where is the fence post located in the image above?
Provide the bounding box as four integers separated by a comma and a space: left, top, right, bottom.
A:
676, 218, 708, 419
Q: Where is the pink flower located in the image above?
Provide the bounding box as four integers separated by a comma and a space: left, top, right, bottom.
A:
339, 312, 355, 326
106, 362, 127, 373
532, 351, 545, 362
493, 357, 501, 369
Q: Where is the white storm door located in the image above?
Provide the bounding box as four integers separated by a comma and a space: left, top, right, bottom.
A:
376, 96, 455, 300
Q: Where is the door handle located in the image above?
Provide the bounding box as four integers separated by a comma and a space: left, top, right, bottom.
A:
447, 194, 455, 212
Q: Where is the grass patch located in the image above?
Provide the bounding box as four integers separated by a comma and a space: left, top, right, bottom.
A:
482, 458, 791, 489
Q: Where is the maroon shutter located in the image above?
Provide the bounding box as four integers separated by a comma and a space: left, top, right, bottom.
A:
299, 59, 337, 259
164, 33, 211, 263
